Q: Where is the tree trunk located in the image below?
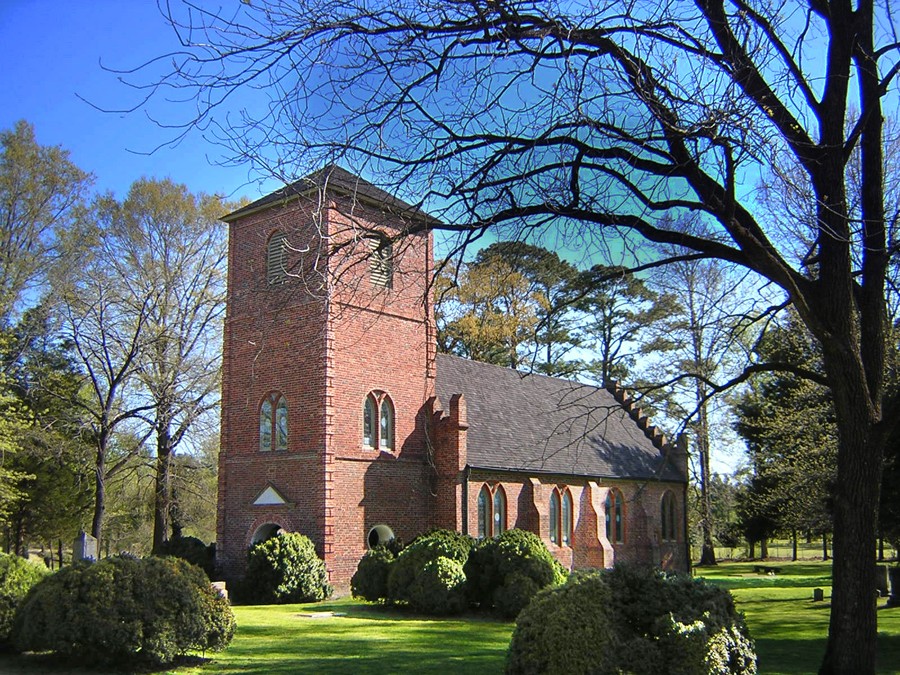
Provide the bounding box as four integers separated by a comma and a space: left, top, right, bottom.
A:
749, 540, 755, 559
696, 401, 716, 566
57, 539, 63, 568
91, 439, 107, 552
823, 533, 830, 561
792, 530, 798, 562
760, 538, 768, 560
819, 431, 884, 674
152, 421, 173, 554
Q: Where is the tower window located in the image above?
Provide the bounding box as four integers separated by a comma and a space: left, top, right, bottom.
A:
368, 236, 393, 288
267, 231, 288, 285
363, 397, 376, 447
379, 397, 394, 449
260, 393, 288, 452
363, 391, 395, 450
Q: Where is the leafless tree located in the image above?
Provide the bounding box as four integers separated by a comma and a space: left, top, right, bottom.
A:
107, 178, 228, 552
126, 2, 900, 670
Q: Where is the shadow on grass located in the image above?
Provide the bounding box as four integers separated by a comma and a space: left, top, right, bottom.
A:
0, 652, 211, 675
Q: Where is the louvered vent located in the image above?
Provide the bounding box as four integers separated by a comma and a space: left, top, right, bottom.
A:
266, 232, 288, 285
368, 236, 393, 288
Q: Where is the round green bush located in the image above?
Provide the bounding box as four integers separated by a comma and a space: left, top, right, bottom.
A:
464, 528, 567, 617
351, 546, 395, 602
408, 556, 467, 615
506, 566, 756, 675
0, 553, 48, 648
158, 535, 216, 578
13, 555, 235, 668
506, 571, 617, 674
387, 529, 473, 605
244, 532, 332, 604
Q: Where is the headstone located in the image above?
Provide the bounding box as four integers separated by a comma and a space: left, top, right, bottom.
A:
876, 565, 889, 597
888, 568, 900, 608
211, 581, 229, 602
73, 531, 98, 562
813, 588, 824, 602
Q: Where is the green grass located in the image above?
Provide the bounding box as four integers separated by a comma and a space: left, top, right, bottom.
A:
1, 562, 899, 674
174, 598, 514, 675
695, 561, 900, 674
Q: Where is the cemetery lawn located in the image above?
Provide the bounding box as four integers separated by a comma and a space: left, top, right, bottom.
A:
696, 561, 900, 674
0, 561, 898, 673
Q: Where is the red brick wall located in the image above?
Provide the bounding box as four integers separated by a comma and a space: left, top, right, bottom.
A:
218, 197, 332, 581
322, 197, 435, 589
463, 471, 689, 573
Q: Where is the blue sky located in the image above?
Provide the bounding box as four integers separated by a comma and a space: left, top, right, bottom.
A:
0, 1, 267, 201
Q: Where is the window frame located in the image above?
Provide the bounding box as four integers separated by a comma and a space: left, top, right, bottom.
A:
605, 488, 625, 544
562, 488, 574, 546
368, 235, 393, 289
549, 487, 574, 547
260, 392, 288, 452
493, 486, 507, 536
476, 483, 507, 539
477, 485, 491, 540
661, 491, 678, 542
266, 231, 288, 286
363, 391, 395, 451
549, 490, 561, 545
363, 396, 376, 447
379, 397, 394, 450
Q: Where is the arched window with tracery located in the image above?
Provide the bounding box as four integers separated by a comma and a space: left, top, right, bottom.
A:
605, 488, 625, 543
477, 483, 508, 538
260, 393, 288, 452
661, 491, 677, 542
549, 487, 574, 546
362, 391, 395, 450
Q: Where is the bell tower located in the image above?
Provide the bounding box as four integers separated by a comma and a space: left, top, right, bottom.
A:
216, 166, 436, 587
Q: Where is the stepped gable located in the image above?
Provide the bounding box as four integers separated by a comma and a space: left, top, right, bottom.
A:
434, 354, 684, 482
223, 164, 433, 222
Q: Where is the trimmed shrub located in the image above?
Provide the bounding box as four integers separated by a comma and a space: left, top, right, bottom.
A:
464, 528, 567, 617
0, 553, 48, 648
407, 556, 467, 615
158, 536, 216, 578
351, 546, 395, 602
506, 565, 756, 675
13, 555, 235, 668
244, 532, 332, 604
387, 529, 473, 604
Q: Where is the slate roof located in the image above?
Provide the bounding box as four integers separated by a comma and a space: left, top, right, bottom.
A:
223, 165, 433, 222
435, 354, 685, 483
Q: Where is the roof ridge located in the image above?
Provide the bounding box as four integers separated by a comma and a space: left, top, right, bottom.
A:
435, 352, 603, 390
222, 164, 432, 222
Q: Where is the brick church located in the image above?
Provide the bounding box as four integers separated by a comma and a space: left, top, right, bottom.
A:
215, 165, 690, 589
